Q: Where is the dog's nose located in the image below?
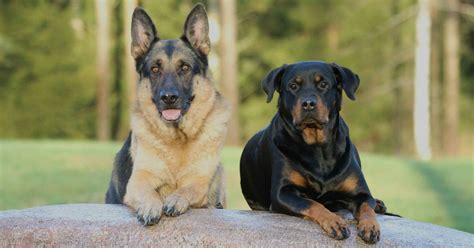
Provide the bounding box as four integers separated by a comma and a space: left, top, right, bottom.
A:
160, 90, 179, 105
302, 100, 316, 111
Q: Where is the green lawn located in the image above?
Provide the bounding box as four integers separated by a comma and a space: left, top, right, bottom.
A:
0, 140, 472, 233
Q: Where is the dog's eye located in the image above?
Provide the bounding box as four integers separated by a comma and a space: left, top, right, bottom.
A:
318, 81, 329, 90
181, 64, 190, 72
151, 67, 159, 73
289, 83, 299, 91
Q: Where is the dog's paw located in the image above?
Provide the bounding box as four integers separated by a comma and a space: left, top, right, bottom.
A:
133, 200, 163, 226
163, 194, 190, 217
318, 214, 350, 240
357, 218, 380, 243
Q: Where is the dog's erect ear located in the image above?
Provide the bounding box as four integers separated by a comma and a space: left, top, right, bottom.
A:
262, 64, 288, 103
331, 63, 360, 101
183, 3, 210, 56
131, 7, 158, 61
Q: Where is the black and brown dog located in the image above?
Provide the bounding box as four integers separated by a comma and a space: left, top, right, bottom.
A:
106, 4, 230, 226
240, 61, 385, 243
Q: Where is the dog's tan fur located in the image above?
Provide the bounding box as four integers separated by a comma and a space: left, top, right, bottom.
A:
292, 97, 329, 145
124, 74, 231, 216
338, 174, 359, 193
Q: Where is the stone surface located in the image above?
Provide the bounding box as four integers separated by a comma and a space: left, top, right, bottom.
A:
0, 204, 472, 247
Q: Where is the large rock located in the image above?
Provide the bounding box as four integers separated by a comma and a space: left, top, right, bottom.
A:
0, 204, 472, 247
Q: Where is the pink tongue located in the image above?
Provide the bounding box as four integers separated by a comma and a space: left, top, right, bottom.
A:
161, 109, 182, 121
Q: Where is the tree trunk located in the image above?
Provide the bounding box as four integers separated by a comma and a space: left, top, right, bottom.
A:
70, 0, 84, 40
124, 0, 138, 126
390, 0, 404, 155
413, 0, 432, 160
430, 0, 442, 156
96, 0, 111, 141
442, 0, 460, 156
208, 0, 221, 86
327, 23, 339, 51
219, 0, 240, 145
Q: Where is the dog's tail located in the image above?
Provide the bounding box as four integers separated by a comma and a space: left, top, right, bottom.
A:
375, 198, 402, 218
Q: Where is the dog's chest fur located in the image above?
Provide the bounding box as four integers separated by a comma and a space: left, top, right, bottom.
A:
128, 78, 230, 199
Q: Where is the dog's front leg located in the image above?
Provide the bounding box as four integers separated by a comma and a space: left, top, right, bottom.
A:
124, 169, 163, 225
271, 186, 350, 240
356, 200, 380, 243
162, 177, 209, 217
123, 145, 165, 226
162, 160, 217, 217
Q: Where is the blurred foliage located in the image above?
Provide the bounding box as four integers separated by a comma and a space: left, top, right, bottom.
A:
0, 0, 472, 155
0, 0, 97, 138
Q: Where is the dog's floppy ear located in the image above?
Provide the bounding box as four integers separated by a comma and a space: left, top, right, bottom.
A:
331, 63, 360, 101
131, 7, 158, 61
262, 64, 288, 103
183, 3, 210, 56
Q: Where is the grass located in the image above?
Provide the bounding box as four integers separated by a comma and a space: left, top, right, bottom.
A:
0, 140, 472, 233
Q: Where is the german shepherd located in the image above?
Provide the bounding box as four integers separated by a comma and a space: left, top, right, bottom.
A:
105, 4, 230, 226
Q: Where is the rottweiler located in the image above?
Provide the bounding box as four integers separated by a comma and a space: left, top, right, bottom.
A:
240, 61, 386, 243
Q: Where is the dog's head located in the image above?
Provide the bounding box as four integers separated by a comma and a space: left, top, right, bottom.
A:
262, 61, 359, 145
131, 4, 210, 123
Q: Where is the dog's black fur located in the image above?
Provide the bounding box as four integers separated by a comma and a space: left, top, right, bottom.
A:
105, 132, 133, 204
240, 61, 385, 243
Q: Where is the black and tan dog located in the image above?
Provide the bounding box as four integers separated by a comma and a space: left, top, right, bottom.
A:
240, 61, 384, 243
105, 4, 230, 226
